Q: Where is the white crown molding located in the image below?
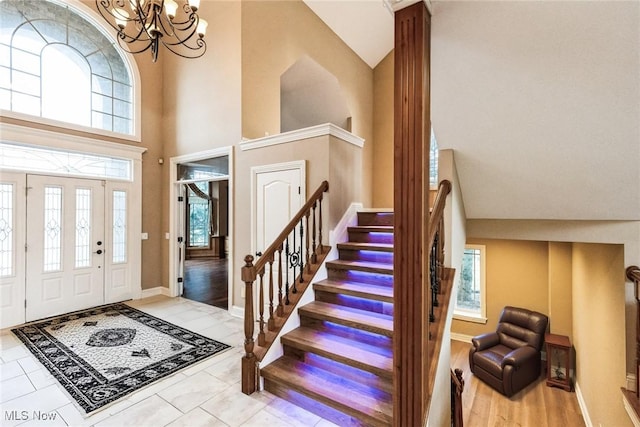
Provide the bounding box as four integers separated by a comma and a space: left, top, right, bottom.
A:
239, 123, 364, 152
385, 0, 431, 14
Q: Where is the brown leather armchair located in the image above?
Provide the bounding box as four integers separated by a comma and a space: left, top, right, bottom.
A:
469, 306, 548, 397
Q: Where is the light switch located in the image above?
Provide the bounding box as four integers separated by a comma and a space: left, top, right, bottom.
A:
141, 232, 148, 240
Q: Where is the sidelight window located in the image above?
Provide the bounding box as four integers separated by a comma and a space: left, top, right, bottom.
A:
454, 245, 487, 323
0, 183, 14, 277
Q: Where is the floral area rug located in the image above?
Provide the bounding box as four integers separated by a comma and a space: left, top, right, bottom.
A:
11, 303, 230, 415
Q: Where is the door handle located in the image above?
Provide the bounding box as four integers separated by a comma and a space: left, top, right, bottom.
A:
256, 251, 263, 257
94, 249, 103, 255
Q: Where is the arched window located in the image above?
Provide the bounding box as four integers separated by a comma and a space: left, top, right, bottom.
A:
0, 0, 137, 137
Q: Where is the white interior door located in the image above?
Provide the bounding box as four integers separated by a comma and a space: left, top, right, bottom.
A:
0, 172, 26, 329
253, 162, 306, 259
26, 175, 105, 321
252, 162, 305, 314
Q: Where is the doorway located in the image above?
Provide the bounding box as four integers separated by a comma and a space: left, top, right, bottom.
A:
169, 147, 233, 311
182, 180, 229, 309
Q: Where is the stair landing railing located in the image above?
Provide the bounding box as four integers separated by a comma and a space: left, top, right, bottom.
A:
241, 180, 330, 395
428, 180, 451, 324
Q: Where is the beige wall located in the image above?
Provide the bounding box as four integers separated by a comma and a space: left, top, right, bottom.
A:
452, 239, 550, 337
160, 0, 242, 288
372, 51, 394, 208
572, 243, 628, 426
548, 242, 573, 339
241, 0, 373, 207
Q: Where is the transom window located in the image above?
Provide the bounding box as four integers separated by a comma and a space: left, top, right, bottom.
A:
0, 0, 135, 136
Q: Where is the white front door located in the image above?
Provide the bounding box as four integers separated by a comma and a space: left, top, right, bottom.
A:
25, 175, 105, 321
253, 162, 306, 259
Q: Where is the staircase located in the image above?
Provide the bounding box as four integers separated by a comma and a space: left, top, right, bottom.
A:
261, 211, 395, 426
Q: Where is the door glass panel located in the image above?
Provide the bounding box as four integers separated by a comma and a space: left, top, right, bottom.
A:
43, 186, 62, 272
75, 188, 91, 268
187, 182, 210, 248
112, 190, 126, 263
0, 183, 14, 277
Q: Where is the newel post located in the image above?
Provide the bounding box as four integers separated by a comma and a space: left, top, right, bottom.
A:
241, 255, 259, 394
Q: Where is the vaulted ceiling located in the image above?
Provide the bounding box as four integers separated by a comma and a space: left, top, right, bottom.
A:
304, 0, 640, 221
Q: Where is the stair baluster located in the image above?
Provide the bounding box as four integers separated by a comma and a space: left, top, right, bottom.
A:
267, 253, 275, 331
311, 201, 317, 263
277, 245, 284, 316
257, 267, 265, 346
305, 211, 311, 274
285, 237, 291, 303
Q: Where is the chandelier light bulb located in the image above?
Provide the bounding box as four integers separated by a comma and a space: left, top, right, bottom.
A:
188, 0, 200, 12
113, 8, 129, 29
163, 0, 178, 19
196, 18, 208, 38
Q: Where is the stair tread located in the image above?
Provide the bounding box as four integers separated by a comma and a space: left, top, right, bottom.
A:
299, 301, 393, 336
348, 226, 394, 232
314, 279, 393, 301
337, 242, 394, 252
262, 356, 393, 424
282, 327, 392, 376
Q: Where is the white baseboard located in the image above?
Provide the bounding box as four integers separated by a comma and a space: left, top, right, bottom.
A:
139, 286, 171, 299
230, 305, 244, 319
624, 393, 640, 427
575, 381, 593, 427
450, 332, 473, 343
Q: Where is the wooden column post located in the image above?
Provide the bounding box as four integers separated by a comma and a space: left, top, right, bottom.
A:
393, 2, 431, 426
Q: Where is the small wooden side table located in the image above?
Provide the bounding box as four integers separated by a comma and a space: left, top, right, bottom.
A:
545, 333, 573, 391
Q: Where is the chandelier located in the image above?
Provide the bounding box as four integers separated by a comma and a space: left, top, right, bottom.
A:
96, 0, 208, 62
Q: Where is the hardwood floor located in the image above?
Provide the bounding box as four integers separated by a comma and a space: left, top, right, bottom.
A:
451, 339, 586, 427
183, 257, 228, 309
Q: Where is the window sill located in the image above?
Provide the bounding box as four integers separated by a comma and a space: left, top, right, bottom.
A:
453, 313, 487, 324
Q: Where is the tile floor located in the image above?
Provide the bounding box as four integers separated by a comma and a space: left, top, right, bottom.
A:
0, 295, 339, 427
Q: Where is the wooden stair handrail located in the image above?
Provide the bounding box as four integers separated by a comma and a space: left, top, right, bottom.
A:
242, 180, 329, 395
428, 180, 452, 252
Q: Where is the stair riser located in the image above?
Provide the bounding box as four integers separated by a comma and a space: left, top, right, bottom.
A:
313, 282, 393, 303
357, 212, 394, 227
315, 290, 394, 316
301, 317, 393, 349
338, 248, 394, 264
328, 269, 394, 287
263, 380, 378, 427
283, 346, 394, 392
347, 231, 394, 244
